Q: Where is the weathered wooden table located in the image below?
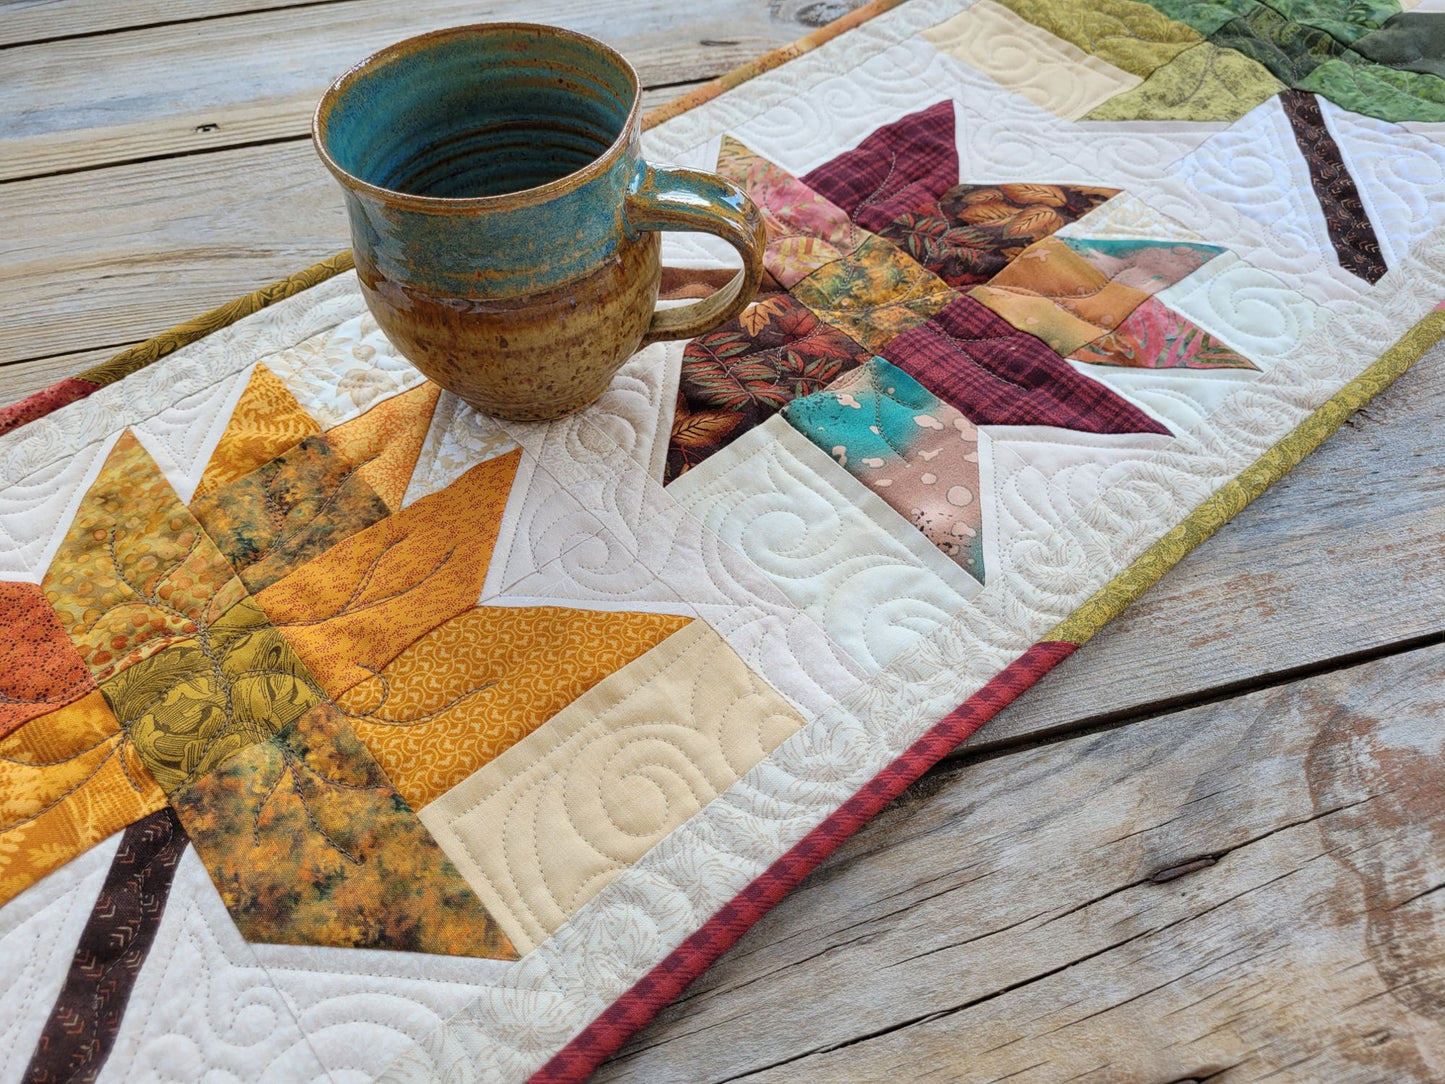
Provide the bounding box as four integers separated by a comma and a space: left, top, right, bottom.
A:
4, 2, 1442, 1079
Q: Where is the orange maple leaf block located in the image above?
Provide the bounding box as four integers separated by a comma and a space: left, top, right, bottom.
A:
0, 414, 532, 955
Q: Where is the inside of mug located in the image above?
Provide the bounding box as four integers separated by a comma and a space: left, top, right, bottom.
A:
321, 26, 636, 200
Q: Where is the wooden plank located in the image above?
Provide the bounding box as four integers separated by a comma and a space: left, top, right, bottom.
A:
0, 0, 854, 47
597, 643, 1445, 1082
959, 338, 1445, 756
0, 77, 704, 185
0, 142, 348, 368
0, 0, 860, 179
0, 345, 136, 404
0, 0, 339, 48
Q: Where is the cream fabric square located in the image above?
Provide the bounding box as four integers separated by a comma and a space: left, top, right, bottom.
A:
420, 621, 805, 954
923, 1, 1141, 121
667, 416, 983, 674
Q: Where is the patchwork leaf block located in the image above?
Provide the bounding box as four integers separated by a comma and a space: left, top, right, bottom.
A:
4, 1, 1445, 1080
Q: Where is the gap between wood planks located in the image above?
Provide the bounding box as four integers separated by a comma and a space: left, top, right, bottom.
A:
0, 0, 845, 181
680, 785, 1408, 1083
940, 627, 1445, 773
0, 0, 372, 50
0, 0, 852, 50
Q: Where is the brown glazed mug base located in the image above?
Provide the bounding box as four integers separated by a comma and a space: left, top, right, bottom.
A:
353, 232, 662, 422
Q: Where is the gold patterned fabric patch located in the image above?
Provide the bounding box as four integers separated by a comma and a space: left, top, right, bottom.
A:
344, 605, 694, 809
194, 363, 322, 500
257, 450, 522, 698
324, 380, 442, 511
43, 432, 248, 682
0, 690, 167, 906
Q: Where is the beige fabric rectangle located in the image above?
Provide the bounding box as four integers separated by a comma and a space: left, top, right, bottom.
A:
923, 1, 1142, 121
419, 621, 807, 954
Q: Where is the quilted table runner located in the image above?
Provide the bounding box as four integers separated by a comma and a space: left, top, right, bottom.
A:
5, 1, 1445, 1080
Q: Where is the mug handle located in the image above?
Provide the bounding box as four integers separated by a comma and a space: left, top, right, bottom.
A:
625, 164, 767, 346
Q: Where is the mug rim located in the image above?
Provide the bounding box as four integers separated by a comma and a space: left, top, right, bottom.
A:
312, 21, 642, 212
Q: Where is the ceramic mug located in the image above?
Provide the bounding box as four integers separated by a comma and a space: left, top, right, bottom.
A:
313, 23, 766, 421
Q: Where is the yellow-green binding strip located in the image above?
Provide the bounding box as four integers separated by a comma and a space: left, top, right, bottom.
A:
1048, 306, 1445, 647
75, 252, 355, 389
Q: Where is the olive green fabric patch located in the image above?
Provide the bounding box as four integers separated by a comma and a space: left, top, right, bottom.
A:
998, 0, 1202, 76
103, 598, 323, 796
1085, 41, 1284, 119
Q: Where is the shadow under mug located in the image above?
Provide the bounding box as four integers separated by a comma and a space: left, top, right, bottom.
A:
313, 22, 766, 421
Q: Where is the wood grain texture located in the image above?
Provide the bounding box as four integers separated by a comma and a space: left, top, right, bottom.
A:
0, 1, 861, 381
0, 0, 342, 47
0, 142, 347, 369
0, 345, 136, 403
598, 643, 1445, 1083
0, 86, 689, 374
0, 0, 861, 47
965, 339, 1445, 755
0, 0, 859, 179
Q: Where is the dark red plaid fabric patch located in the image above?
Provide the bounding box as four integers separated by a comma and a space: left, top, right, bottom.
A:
803, 100, 959, 232
881, 296, 1170, 436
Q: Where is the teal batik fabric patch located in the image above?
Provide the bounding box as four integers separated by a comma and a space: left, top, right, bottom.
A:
783, 357, 986, 582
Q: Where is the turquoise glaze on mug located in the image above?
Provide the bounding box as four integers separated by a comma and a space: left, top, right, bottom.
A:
314, 23, 765, 420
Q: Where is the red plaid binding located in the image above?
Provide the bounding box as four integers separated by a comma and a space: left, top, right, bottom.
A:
532, 639, 1077, 1082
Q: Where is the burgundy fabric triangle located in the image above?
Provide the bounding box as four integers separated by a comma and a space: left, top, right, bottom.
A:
803, 100, 959, 232
881, 296, 1170, 435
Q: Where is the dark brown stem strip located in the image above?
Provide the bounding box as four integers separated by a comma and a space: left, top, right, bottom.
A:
1279, 90, 1388, 284
23, 808, 189, 1084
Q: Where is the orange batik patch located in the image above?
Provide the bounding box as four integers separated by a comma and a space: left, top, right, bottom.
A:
193, 364, 322, 499
0, 690, 167, 905
325, 380, 442, 510
172, 701, 517, 958
257, 449, 523, 697
342, 606, 693, 809
0, 582, 96, 739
